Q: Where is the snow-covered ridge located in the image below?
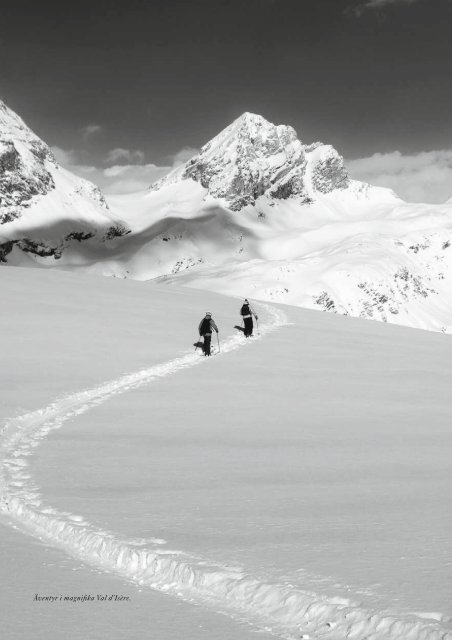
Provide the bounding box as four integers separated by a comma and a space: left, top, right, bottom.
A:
1, 302, 451, 640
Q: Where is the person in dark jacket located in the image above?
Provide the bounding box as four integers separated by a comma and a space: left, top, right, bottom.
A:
240, 299, 258, 337
198, 312, 219, 356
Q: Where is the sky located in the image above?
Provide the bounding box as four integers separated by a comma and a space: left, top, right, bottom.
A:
1, 0, 451, 201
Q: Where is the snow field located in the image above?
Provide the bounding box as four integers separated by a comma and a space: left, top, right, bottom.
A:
0, 281, 292, 637
1, 269, 452, 640
5, 399, 452, 640
0, 268, 284, 639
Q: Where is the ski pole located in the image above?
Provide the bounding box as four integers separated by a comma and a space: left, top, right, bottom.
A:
217, 333, 220, 353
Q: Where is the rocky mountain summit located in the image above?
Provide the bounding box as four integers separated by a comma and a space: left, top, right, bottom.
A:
0, 99, 129, 264
151, 112, 354, 211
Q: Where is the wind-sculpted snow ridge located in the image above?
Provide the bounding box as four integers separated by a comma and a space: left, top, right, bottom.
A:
1, 306, 451, 640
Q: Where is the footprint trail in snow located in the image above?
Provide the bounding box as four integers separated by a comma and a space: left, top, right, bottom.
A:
1, 303, 451, 640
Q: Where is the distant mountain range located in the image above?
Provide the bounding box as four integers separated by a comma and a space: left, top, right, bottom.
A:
1, 100, 452, 332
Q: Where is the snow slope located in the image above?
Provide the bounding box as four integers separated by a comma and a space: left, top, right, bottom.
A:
105, 187, 452, 333
1, 268, 452, 639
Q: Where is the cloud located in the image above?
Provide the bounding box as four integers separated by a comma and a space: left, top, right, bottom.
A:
351, 0, 419, 16
51, 146, 79, 166
347, 149, 452, 203
80, 124, 102, 140
106, 148, 146, 164
363, 0, 416, 7
50, 145, 170, 194
100, 164, 171, 193
51, 143, 202, 195
171, 147, 199, 168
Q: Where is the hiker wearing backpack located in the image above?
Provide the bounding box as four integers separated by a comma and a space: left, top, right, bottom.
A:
240, 298, 258, 337
198, 312, 219, 356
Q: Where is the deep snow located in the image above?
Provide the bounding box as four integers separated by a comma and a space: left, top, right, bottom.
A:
1, 268, 452, 639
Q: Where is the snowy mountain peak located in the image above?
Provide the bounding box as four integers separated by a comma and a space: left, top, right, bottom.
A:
233, 111, 267, 124
151, 112, 358, 211
221, 111, 298, 148
0, 98, 130, 263
0, 100, 58, 223
0, 99, 52, 153
0, 100, 114, 225
230, 110, 272, 129
203, 111, 300, 163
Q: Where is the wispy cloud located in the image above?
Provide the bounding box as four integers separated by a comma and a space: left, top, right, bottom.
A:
100, 164, 171, 193
50, 144, 204, 195
50, 145, 170, 194
106, 148, 146, 164
347, 149, 452, 203
171, 147, 199, 168
364, 0, 416, 7
352, 0, 419, 16
80, 124, 102, 140
51, 146, 79, 166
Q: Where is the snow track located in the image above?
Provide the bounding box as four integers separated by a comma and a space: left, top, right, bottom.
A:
1, 303, 451, 640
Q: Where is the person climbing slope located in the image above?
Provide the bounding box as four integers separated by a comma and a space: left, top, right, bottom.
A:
198, 312, 219, 356
240, 298, 258, 337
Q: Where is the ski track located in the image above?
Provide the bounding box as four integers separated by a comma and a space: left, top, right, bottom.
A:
1, 303, 451, 640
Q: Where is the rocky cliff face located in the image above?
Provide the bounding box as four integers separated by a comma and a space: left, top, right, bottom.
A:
151, 112, 352, 211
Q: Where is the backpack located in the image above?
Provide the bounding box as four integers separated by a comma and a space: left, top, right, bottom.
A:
199, 318, 211, 335
240, 303, 250, 316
